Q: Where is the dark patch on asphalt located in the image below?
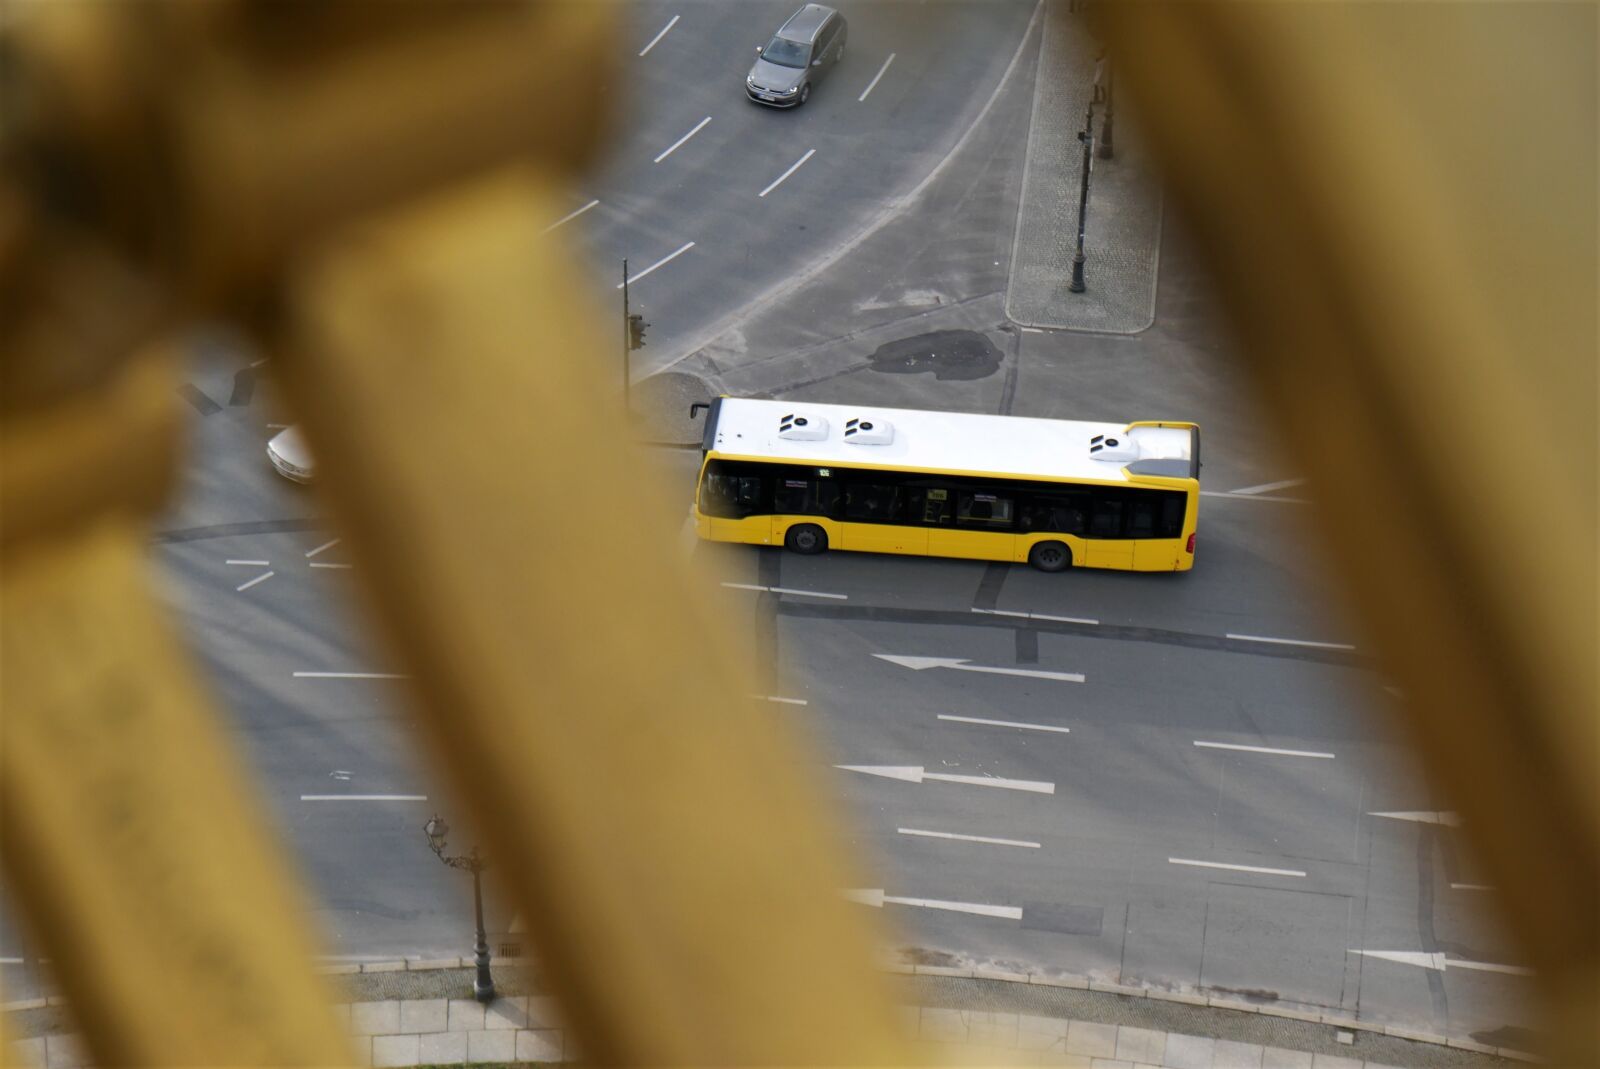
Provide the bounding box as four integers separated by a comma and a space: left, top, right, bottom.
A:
229, 367, 257, 406
152, 518, 323, 544
177, 383, 221, 415
1015, 628, 1039, 664
974, 562, 1008, 610
755, 548, 784, 694
774, 600, 1369, 669
1023, 903, 1103, 935
868, 329, 1002, 380
899, 947, 962, 968
1471, 1024, 1539, 1052
1208, 984, 1281, 1003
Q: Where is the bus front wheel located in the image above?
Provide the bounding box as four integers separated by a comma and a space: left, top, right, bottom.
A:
785, 524, 828, 555
1028, 541, 1072, 572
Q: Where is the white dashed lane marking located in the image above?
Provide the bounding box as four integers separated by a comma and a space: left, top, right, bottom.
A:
759, 149, 816, 197
617, 242, 695, 288
1194, 740, 1335, 759
858, 52, 896, 101
937, 714, 1070, 735
654, 116, 711, 163
722, 582, 847, 600
898, 827, 1041, 849
637, 14, 679, 57
236, 571, 275, 592
1169, 857, 1306, 878
541, 199, 600, 234
305, 538, 341, 559
1227, 633, 1355, 651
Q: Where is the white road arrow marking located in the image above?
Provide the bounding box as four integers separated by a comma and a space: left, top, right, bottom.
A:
1351, 950, 1532, 976
835, 764, 1054, 794
873, 654, 1083, 683
1370, 810, 1461, 826
843, 889, 1022, 920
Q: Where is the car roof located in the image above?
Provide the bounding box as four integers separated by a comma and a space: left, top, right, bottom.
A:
779, 4, 836, 42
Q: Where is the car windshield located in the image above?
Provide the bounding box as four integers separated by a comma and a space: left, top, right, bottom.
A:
762, 36, 810, 68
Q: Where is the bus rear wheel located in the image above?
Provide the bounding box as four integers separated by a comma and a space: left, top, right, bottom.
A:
1028, 541, 1071, 572
785, 524, 828, 555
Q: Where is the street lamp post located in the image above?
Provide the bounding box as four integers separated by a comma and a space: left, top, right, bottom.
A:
1069, 104, 1095, 294
1097, 61, 1114, 160
423, 815, 496, 1003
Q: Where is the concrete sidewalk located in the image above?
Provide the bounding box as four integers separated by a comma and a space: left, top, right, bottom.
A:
3, 965, 1530, 1068
1005, 0, 1163, 333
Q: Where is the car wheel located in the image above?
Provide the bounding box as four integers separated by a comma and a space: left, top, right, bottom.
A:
799, 82, 810, 105
1028, 541, 1071, 573
785, 524, 828, 555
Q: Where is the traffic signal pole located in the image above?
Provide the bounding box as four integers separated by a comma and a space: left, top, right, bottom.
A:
621, 258, 631, 413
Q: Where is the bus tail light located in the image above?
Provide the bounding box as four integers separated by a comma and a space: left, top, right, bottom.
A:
1186, 532, 1196, 553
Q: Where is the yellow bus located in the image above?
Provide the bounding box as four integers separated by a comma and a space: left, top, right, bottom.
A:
689, 398, 1200, 572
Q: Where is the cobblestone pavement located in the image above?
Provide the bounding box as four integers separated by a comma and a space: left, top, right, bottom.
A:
1005, 0, 1163, 333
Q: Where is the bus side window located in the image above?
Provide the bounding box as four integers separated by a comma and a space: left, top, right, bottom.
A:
959, 491, 1014, 528
1089, 494, 1125, 537
922, 487, 953, 525
1160, 492, 1186, 537
775, 475, 818, 514
844, 482, 897, 521
701, 462, 765, 518
1129, 495, 1157, 537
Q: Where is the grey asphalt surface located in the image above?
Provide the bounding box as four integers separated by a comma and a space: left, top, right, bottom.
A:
0, 0, 1537, 1055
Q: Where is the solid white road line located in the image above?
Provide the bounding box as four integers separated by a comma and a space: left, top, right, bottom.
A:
305, 538, 341, 559
1169, 857, 1307, 877
226, 559, 270, 566
1194, 740, 1335, 759
617, 241, 695, 288
1199, 490, 1311, 504
1019, 327, 1045, 334
759, 149, 816, 197
898, 827, 1041, 849
721, 582, 847, 600
874, 653, 1084, 683
1370, 810, 1461, 826
300, 794, 427, 802
857, 52, 896, 101
235, 571, 275, 592
1230, 477, 1307, 496
1451, 883, 1494, 892
750, 695, 809, 705
938, 714, 1070, 735
654, 116, 712, 163
293, 671, 409, 680
541, 199, 600, 234
249, 358, 269, 368
310, 562, 353, 570
1227, 633, 1356, 651
0, 957, 23, 964
835, 764, 1055, 794
971, 607, 1098, 626
637, 14, 679, 56
844, 888, 1022, 920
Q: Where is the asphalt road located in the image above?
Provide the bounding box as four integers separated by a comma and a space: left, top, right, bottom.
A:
0, 0, 1534, 1050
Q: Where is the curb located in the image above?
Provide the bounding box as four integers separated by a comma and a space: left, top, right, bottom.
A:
3, 957, 1538, 1064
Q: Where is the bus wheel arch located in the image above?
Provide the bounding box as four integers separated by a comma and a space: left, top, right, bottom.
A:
785, 523, 829, 555
1028, 540, 1072, 572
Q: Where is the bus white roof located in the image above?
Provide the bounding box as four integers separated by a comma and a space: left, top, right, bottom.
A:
705, 398, 1196, 484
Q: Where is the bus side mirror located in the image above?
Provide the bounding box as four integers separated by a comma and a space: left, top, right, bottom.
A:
690, 402, 711, 419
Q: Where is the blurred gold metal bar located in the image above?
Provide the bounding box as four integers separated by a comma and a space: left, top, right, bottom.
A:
1090, 3, 1597, 1060
269, 166, 906, 1065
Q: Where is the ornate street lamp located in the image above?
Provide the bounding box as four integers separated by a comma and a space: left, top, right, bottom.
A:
423, 814, 496, 1003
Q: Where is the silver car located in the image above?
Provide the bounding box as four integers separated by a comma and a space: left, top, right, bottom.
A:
266, 425, 315, 483
746, 4, 847, 108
